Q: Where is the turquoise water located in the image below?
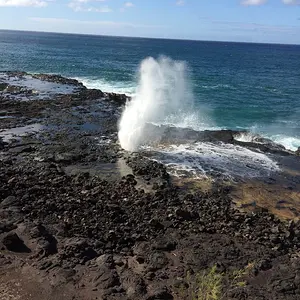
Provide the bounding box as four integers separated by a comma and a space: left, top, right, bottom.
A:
0, 30, 299, 150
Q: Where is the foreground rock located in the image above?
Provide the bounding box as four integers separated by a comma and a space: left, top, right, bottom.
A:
2, 156, 300, 299
1, 72, 300, 300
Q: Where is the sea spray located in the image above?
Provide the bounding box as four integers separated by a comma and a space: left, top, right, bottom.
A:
118, 56, 202, 151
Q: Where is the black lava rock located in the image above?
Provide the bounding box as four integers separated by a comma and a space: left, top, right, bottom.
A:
2, 232, 31, 253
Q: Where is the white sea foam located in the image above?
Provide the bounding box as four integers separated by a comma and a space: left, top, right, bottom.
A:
118, 56, 212, 151
199, 84, 236, 90
144, 142, 280, 179
116, 56, 281, 178
234, 132, 263, 144
75, 77, 136, 96
234, 130, 300, 152
235, 132, 255, 143
235, 130, 300, 152
0, 116, 14, 119
268, 135, 300, 152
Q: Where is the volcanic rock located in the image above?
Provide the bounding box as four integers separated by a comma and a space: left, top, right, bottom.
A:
2, 232, 31, 253
1, 196, 18, 208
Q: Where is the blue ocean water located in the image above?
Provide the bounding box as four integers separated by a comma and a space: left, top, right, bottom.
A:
0, 30, 299, 150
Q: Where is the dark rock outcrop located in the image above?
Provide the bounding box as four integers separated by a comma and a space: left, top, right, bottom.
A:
32, 73, 84, 87
1, 71, 300, 300
2, 232, 31, 253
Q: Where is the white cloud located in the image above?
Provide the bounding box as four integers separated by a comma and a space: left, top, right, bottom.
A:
71, 0, 107, 2
0, 0, 48, 7
68, 0, 112, 12
176, 0, 185, 6
241, 0, 267, 5
124, 1, 134, 7
282, 0, 300, 4
83, 6, 112, 12
120, 1, 134, 12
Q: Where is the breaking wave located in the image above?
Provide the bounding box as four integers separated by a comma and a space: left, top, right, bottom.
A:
75, 76, 136, 96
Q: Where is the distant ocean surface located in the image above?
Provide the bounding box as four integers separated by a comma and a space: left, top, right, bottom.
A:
0, 30, 299, 151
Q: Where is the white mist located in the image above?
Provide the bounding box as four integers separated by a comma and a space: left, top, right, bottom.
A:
118, 56, 197, 151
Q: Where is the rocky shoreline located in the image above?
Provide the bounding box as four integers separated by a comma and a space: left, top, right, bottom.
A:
1, 72, 300, 300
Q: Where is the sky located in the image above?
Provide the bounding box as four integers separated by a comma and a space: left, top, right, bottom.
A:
0, 0, 299, 44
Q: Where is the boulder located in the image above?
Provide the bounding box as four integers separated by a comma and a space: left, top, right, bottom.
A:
107, 93, 128, 106
0, 82, 8, 91
146, 287, 173, 300
0, 196, 18, 208
80, 89, 104, 100
0, 222, 17, 234
2, 232, 31, 253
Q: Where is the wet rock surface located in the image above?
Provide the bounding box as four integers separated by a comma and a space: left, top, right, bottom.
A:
1, 72, 300, 299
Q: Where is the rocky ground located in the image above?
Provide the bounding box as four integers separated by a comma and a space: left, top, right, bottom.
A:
1, 72, 300, 300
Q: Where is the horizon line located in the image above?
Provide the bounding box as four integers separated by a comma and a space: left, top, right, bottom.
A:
0, 28, 300, 46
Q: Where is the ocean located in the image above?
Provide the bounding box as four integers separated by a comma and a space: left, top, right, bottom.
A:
0, 30, 299, 151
